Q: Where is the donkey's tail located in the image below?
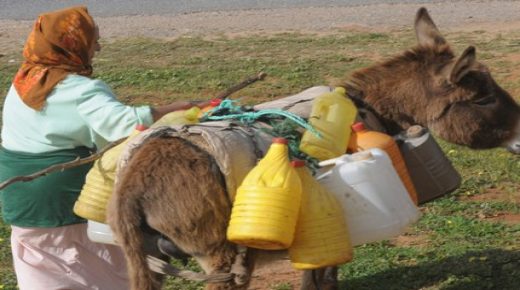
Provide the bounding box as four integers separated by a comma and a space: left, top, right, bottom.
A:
107, 151, 158, 290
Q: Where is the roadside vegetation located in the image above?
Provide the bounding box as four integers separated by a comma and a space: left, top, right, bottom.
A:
1, 28, 520, 290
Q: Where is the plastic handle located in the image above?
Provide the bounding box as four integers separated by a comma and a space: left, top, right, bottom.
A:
318, 158, 337, 167
318, 156, 347, 167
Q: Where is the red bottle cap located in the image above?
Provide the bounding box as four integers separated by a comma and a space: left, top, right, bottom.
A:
135, 124, 148, 131
290, 160, 306, 167
351, 122, 365, 132
210, 99, 222, 107
272, 137, 288, 145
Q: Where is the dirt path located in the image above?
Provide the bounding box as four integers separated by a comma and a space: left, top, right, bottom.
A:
2, 1, 520, 55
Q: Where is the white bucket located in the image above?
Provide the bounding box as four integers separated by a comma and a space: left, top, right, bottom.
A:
317, 148, 421, 246
87, 220, 117, 245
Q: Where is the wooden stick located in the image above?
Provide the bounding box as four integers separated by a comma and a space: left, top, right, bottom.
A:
215, 72, 267, 100
0, 137, 126, 191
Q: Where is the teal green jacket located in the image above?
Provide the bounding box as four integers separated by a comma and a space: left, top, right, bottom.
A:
0, 74, 153, 227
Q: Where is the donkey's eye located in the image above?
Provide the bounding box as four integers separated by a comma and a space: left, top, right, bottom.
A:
472, 96, 496, 106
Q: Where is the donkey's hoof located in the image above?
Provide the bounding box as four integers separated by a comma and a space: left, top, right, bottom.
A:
233, 273, 249, 286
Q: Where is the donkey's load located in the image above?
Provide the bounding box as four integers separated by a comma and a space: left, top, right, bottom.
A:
348, 122, 419, 204
73, 124, 148, 223
289, 160, 353, 269
397, 125, 461, 204
227, 137, 303, 250
74, 85, 455, 258
299, 87, 358, 161
318, 149, 421, 246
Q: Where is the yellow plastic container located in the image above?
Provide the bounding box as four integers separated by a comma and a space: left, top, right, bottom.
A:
151, 106, 201, 128
289, 160, 353, 270
227, 137, 302, 250
299, 87, 357, 161
73, 124, 147, 222
347, 122, 419, 204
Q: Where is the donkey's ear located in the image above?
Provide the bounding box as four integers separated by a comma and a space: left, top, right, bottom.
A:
415, 7, 446, 47
449, 46, 476, 84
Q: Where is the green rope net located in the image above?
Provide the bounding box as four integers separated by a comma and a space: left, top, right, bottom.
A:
200, 99, 321, 173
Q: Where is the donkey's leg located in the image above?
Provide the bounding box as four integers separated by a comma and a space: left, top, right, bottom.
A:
301, 267, 339, 290
142, 231, 171, 287
193, 245, 251, 290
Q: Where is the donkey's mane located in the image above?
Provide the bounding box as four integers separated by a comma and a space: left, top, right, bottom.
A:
345, 43, 454, 94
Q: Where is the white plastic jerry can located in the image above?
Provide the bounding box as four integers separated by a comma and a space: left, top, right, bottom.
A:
87, 220, 117, 245
317, 148, 421, 246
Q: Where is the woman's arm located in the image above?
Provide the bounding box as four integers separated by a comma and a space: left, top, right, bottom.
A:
76, 79, 214, 143
151, 100, 212, 121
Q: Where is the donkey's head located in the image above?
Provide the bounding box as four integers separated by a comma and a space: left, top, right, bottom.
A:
346, 8, 520, 153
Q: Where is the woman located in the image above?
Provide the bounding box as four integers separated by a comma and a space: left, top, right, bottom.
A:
0, 6, 205, 289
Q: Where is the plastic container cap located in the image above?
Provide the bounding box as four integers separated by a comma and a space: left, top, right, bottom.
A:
406, 125, 426, 138
210, 99, 222, 107
351, 122, 365, 132
290, 160, 306, 167
333, 87, 347, 96
135, 124, 148, 131
272, 137, 288, 145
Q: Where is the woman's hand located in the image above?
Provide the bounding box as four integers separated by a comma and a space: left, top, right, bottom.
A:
151, 100, 216, 122
192, 100, 212, 109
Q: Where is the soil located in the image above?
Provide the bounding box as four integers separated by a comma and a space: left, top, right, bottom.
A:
459, 188, 520, 225
460, 187, 520, 205
3, 1, 520, 55
2, 2, 520, 289
249, 258, 303, 290
390, 233, 430, 248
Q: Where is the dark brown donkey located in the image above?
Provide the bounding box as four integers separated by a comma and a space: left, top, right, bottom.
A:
107, 7, 520, 290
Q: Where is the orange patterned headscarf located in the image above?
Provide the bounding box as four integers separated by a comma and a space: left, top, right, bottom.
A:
13, 6, 96, 110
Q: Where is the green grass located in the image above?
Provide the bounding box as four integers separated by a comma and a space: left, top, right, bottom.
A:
1, 28, 520, 290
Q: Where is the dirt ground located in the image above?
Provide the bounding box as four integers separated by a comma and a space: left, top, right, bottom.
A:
3, 1, 520, 55
2, 2, 520, 289
249, 251, 303, 290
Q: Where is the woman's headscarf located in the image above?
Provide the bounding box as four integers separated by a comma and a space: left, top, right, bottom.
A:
13, 6, 96, 110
